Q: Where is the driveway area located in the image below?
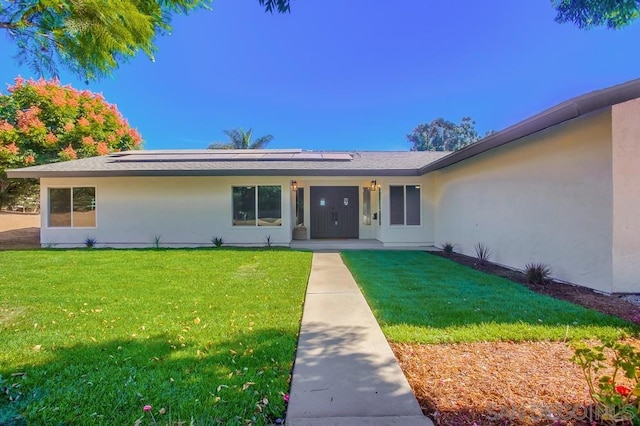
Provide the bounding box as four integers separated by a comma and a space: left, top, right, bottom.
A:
0, 211, 40, 249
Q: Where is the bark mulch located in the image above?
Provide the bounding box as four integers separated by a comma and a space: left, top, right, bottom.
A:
393, 251, 640, 426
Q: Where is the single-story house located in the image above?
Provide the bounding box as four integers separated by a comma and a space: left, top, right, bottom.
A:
8, 79, 640, 294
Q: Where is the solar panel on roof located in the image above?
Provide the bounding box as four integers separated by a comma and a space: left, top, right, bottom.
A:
109, 151, 353, 162
256, 153, 296, 160
321, 153, 352, 160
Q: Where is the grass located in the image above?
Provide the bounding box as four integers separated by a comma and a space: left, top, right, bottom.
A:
341, 250, 637, 344
0, 249, 312, 425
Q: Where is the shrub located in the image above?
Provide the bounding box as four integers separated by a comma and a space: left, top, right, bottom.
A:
474, 242, 491, 265
441, 242, 455, 255
84, 237, 97, 248
211, 237, 224, 248
152, 235, 161, 249
524, 262, 552, 285
571, 338, 640, 424
265, 234, 272, 248
0, 77, 143, 208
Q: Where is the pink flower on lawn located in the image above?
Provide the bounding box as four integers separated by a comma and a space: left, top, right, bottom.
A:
283, 394, 289, 402
143, 405, 152, 412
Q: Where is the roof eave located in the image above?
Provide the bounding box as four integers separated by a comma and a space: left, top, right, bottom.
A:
7, 168, 423, 179
419, 78, 640, 175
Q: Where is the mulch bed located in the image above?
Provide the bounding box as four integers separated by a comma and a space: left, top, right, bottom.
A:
392, 341, 596, 425
392, 251, 640, 425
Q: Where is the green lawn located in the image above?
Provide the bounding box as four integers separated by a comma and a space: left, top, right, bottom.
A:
342, 250, 637, 344
0, 249, 312, 425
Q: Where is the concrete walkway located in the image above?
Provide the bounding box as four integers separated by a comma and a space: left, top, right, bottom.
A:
286, 252, 432, 426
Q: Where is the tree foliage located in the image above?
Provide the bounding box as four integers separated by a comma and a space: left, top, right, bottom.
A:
3, 0, 633, 83
552, 0, 640, 29
208, 128, 273, 150
0, 0, 292, 82
407, 117, 483, 152
0, 77, 142, 207
258, 0, 291, 13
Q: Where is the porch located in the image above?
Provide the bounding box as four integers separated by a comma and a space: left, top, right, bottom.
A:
289, 238, 437, 251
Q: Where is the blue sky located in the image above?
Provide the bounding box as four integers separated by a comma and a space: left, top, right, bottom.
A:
1, 0, 640, 151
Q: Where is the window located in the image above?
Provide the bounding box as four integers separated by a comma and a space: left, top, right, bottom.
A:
233, 186, 256, 225
362, 187, 372, 225
389, 185, 420, 226
48, 187, 96, 227
295, 188, 304, 226
232, 185, 282, 226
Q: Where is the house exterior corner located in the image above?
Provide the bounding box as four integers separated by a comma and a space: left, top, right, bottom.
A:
430, 108, 616, 293
612, 97, 640, 293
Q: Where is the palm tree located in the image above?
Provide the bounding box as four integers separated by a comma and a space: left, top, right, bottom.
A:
207, 128, 273, 150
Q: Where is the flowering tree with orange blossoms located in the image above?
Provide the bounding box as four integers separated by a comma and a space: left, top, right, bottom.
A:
0, 77, 143, 207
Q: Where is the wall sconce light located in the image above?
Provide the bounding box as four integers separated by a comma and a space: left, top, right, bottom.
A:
291, 180, 298, 191
370, 180, 378, 191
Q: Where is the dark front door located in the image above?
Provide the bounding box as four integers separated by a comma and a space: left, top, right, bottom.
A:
310, 186, 359, 239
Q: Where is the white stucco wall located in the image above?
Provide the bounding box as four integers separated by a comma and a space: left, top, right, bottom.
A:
612, 98, 640, 293
291, 177, 378, 241
39, 175, 438, 248
40, 176, 295, 247
287, 176, 436, 246
376, 175, 438, 246
432, 109, 615, 293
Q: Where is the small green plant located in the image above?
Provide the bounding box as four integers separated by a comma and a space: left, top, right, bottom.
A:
571, 338, 640, 424
473, 242, 491, 265
152, 235, 161, 249
441, 242, 455, 255
211, 237, 224, 248
84, 237, 97, 248
265, 234, 272, 248
524, 262, 551, 285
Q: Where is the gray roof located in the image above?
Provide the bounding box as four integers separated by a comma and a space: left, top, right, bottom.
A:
7, 149, 450, 178
8, 78, 640, 179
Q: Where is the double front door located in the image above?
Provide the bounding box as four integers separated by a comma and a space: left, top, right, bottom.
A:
310, 186, 359, 239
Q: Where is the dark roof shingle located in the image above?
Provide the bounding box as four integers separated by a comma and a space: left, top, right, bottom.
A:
7, 150, 450, 178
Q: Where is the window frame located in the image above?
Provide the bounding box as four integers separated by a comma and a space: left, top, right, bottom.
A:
47, 186, 97, 228
389, 184, 421, 226
231, 185, 283, 227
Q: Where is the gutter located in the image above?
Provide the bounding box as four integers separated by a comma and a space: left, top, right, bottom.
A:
6, 168, 423, 179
